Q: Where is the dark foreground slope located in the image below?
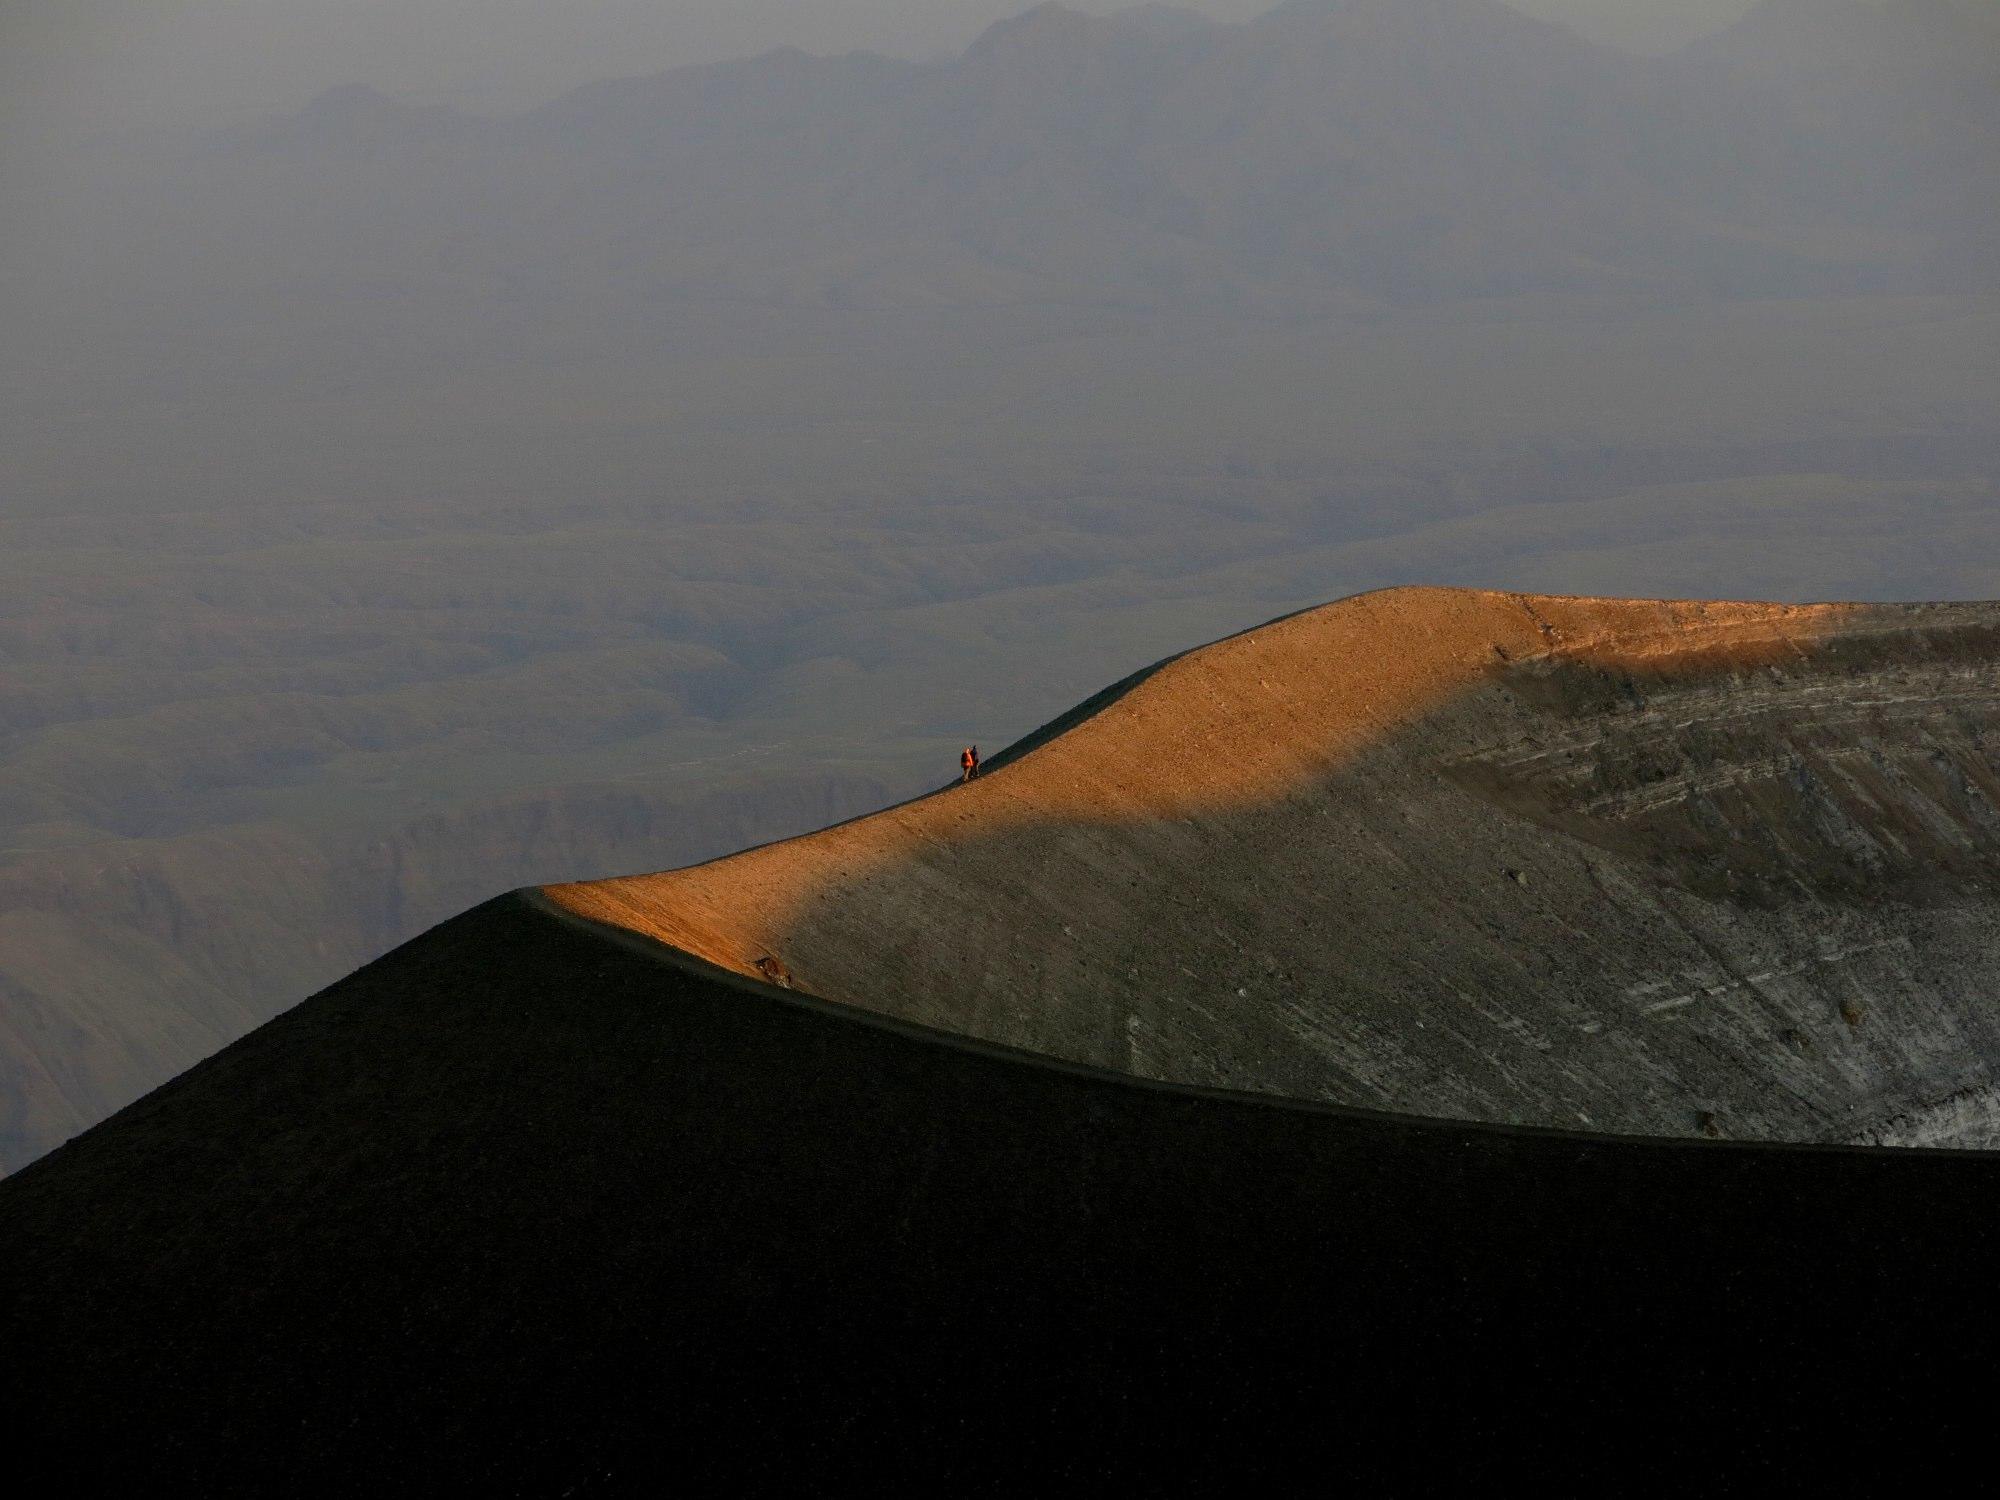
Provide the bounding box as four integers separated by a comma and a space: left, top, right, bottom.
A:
5, 890, 2000, 1491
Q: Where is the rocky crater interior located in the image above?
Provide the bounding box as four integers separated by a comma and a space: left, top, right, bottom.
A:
551, 588, 2000, 1148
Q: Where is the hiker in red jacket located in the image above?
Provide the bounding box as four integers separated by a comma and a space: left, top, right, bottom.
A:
961, 746, 980, 783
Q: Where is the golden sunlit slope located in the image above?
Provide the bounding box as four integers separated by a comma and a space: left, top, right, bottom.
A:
551, 586, 2000, 1146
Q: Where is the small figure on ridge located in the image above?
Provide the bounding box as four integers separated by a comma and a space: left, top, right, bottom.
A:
960, 745, 980, 783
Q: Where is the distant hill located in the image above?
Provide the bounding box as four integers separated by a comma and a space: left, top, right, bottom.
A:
11, 588, 2000, 1487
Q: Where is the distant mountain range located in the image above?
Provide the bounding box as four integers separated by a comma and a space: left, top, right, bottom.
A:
76, 0, 2000, 324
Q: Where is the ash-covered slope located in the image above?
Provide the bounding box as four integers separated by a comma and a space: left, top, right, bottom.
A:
555, 587, 2000, 1147
5, 890, 1999, 1491
13, 588, 2000, 1487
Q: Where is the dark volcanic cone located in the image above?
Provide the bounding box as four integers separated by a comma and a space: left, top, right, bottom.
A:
9, 586, 2000, 1490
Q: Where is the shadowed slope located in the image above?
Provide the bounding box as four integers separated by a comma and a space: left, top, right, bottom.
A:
553, 586, 2000, 1146
5, 890, 2000, 1490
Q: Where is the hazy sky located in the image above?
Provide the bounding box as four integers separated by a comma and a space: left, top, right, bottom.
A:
5, 0, 1763, 144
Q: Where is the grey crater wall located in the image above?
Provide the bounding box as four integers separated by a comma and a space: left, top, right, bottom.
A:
769, 604, 2000, 1147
